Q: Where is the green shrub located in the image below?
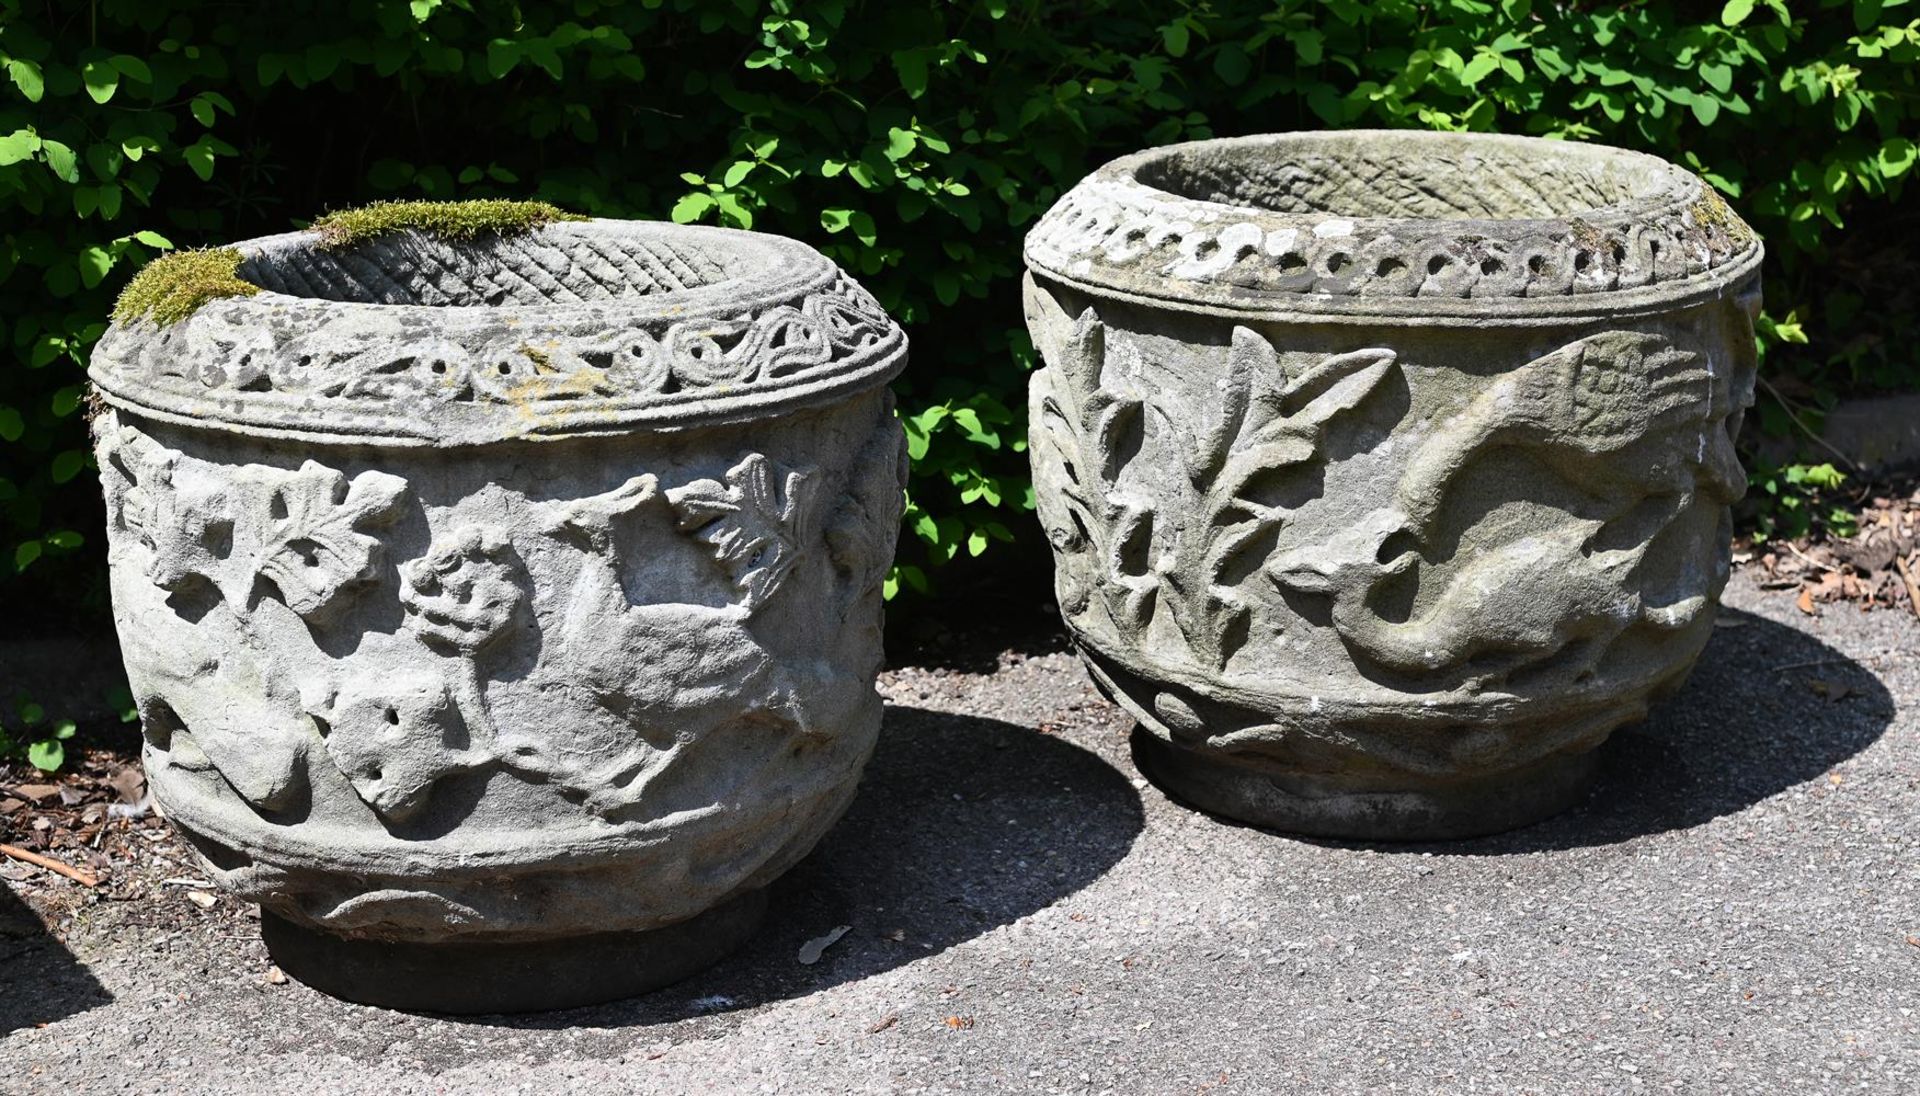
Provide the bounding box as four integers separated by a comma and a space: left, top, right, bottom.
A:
2, 0, 1916, 640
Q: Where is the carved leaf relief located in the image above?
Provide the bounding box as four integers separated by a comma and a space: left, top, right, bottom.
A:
1031, 306, 1396, 672
668, 453, 819, 610
255, 462, 409, 619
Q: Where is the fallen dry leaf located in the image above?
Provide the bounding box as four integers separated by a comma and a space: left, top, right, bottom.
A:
1806, 677, 1854, 703
868, 1014, 899, 1034
796, 924, 850, 965
10, 784, 59, 804
186, 890, 217, 909
1796, 587, 1817, 616
265, 966, 288, 985
107, 766, 147, 805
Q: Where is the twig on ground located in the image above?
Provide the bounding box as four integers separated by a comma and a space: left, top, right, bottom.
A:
1769, 657, 1858, 674
1784, 541, 1840, 573
1895, 554, 1920, 619
0, 843, 100, 887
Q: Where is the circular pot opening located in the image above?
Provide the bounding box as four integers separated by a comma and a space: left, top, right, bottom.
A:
1131, 134, 1669, 223
238, 223, 762, 308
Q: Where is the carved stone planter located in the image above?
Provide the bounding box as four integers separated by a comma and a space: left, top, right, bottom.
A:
1024, 131, 1761, 840
89, 218, 907, 1011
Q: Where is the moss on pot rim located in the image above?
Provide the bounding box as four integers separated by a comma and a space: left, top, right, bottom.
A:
111, 247, 262, 327
310, 199, 587, 250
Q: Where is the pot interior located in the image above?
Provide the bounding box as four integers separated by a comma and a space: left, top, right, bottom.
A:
1132, 135, 1665, 222
239, 224, 747, 307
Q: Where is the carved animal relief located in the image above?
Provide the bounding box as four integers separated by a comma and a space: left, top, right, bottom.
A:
101, 412, 856, 830
1030, 291, 1752, 731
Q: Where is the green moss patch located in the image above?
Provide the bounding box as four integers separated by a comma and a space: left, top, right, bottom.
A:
310, 199, 586, 250
112, 248, 262, 327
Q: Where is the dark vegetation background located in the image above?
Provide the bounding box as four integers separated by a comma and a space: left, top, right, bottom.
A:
1, 0, 1915, 760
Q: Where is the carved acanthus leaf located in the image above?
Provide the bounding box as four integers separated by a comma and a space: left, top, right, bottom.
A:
254, 462, 409, 618
667, 453, 819, 610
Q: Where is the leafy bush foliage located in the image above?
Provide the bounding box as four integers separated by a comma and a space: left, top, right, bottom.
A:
2, 0, 1915, 632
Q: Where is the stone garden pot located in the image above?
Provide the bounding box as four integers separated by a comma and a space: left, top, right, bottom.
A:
1023, 131, 1762, 840
89, 216, 907, 1011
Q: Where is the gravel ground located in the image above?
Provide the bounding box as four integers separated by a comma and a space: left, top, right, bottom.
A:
3, 571, 1917, 1094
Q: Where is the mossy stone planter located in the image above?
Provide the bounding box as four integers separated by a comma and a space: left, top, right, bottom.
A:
1024, 131, 1762, 840
89, 217, 907, 1011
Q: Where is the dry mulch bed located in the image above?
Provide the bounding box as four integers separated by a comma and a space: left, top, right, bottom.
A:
1740, 477, 1920, 619
1, 746, 239, 944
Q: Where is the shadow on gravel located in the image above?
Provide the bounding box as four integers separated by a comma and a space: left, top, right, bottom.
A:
0, 884, 112, 1034
465, 705, 1142, 1029
1399, 606, 1897, 855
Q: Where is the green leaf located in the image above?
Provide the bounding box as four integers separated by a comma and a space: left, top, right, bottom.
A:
486, 40, 519, 79
82, 59, 119, 104
26, 738, 63, 772
7, 59, 45, 102
1162, 22, 1190, 58
133, 230, 174, 250
1700, 62, 1734, 94
1721, 0, 1755, 25
44, 530, 83, 550
1213, 44, 1251, 86
1462, 52, 1500, 87
1692, 96, 1721, 126
75, 246, 112, 289
0, 408, 21, 441
1879, 138, 1918, 179
50, 450, 87, 483
0, 129, 39, 167
191, 98, 216, 127
722, 160, 755, 187
885, 127, 916, 161
14, 540, 41, 571
1292, 29, 1324, 66
713, 192, 752, 228
41, 139, 79, 183
111, 55, 152, 83
183, 139, 216, 181
892, 50, 928, 98
670, 192, 714, 223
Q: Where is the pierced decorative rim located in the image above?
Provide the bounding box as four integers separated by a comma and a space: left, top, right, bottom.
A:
1025, 130, 1763, 324
89, 221, 907, 445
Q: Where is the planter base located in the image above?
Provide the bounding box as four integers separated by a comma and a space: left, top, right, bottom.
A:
1130, 727, 1599, 842
261, 888, 768, 1014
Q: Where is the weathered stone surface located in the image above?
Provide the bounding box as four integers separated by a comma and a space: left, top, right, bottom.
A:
90, 218, 907, 1008
1024, 131, 1763, 839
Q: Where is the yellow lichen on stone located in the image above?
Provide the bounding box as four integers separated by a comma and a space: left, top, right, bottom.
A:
310, 199, 587, 250
111, 247, 262, 327
1688, 188, 1756, 247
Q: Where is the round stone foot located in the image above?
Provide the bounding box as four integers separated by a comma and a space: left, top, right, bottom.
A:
261, 888, 768, 1014
1130, 727, 1599, 842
